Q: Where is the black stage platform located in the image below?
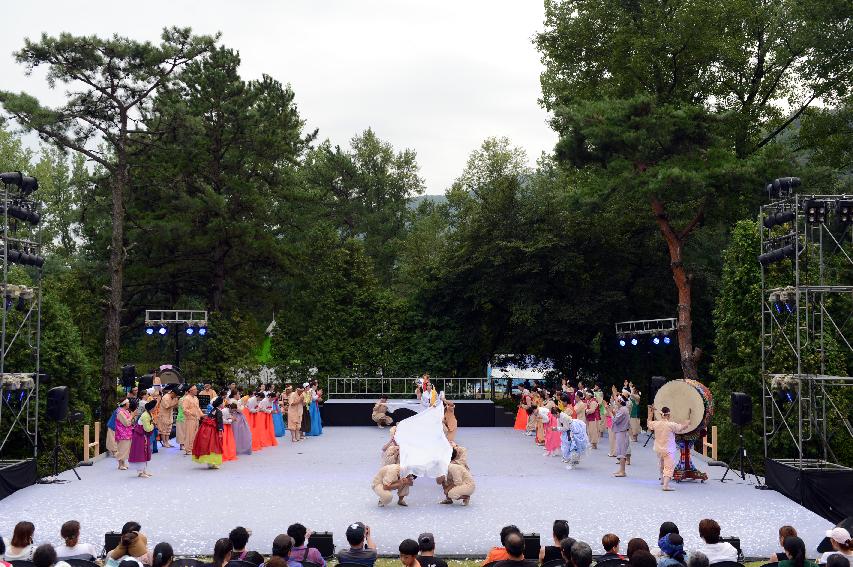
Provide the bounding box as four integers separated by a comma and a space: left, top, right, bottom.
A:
765, 458, 853, 523
321, 399, 497, 427
0, 459, 37, 500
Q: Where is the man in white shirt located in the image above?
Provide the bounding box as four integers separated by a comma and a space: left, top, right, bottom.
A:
694, 519, 738, 564
55, 520, 99, 560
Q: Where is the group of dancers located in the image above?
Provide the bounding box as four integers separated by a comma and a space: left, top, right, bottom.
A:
105, 376, 324, 477
514, 380, 642, 473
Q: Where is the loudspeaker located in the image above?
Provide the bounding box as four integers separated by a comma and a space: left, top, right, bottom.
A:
720, 537, 742, 561
121, 364, 136, 388
104, 532, 121, 554
522, 533, 540, 560
731, 392, 752, 426
138, 374, 154, 391
309, 532, 335, 559
46, 386, 69, 422
650, 376, 667, 401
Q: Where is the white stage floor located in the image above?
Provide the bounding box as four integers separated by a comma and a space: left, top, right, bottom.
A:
0, 427, 833, 558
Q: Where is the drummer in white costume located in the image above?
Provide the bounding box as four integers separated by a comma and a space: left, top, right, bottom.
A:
647, 404, 692, 491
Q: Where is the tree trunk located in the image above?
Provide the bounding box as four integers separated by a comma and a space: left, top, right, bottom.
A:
99, 142, 127, 430
651, 197, 701, 381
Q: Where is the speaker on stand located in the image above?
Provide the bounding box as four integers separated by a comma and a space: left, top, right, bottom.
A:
39, 386, 81, 484
721, 392, 764, 487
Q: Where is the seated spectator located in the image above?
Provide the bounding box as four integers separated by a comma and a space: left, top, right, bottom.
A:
657, 534, 686, 567
628, 540, 650, 559
559, 537, 577, 567
1, 536, 12, 567
152, 543, 174, 567
827, 556, 850, 567
484, 525, 523, 565
229, 527, 253, 562
630, 552, 657, 567
271, 535, 300, 567
416, 533, 448, 567
651, 524, 679, 560
213, 538, 233, 567
287, 523, 326, 567
687, 552, 709, 567
32, 544, 70, 567
695, 520, 737, 565
55, 521, 98, 561
119, 522, 152, 566
570, 541, 593, 567
540, 521, 570, 564
600, 535, 625, 562
267, 558, 288, 567
819, 528, 853, 565
779, 536, 817, 567
243, 552, 265, 566
6, 521, 35, 561
494, 533, 537, 567
336, 523, 377, 567
771, 527, 798, 563
106, 532, 148, 567
399, 539, 421, 567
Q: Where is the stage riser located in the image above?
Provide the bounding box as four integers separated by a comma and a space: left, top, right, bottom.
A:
0, 459, 37, 501
321, 401, 496, 427
765, 458, 853, 523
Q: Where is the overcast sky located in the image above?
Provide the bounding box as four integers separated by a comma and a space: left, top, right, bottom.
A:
1, 1, 556, 195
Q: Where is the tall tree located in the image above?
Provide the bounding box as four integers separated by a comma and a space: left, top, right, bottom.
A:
0, 27, 216, 424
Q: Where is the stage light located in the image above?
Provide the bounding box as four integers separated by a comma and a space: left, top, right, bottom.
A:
618, 338, 626, 347
763, 210, 796, 229
838, 200, 853, 224
663, 336, 671, 345
803, 199, 827, 224
652, 336, 661, 345
198, 326, 207, 336
15, 296, 25, 311
770, 177, 801, 195
157, 325, 168, 336
145, 326, 154, 336
185, 326, 195, 336
630, 337, 638, 346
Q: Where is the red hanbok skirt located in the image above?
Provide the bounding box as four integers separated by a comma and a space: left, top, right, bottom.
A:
513, 407, 528, 430
244, 408, 262, 451
222, 423, 237, 461
262, 413, 278, 447
192, 416, 223, 466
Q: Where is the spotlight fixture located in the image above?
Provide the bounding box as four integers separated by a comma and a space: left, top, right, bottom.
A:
145, 326, 154, 336
663, 336, 671, 345
767, 177, 801, 197
185, 325, 195, 336
15, 296, 25, 311
157, 325, 168, 336
618, 338, 626, 347
0, 172, 39, 193
838, 200, 853, 224
763, 210, 796, 230
758, 241, 798, 266
630, 337, 638, 346
652, 336, 661, 345
198, 326, 207, 336
803, 199, 827, 224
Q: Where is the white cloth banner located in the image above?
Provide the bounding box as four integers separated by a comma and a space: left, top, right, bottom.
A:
396, 400, 452, 478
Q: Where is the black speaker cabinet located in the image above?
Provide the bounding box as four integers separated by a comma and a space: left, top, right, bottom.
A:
46, 386, 69, 422
522, 533, 541, 560
104, 531, 121, 554
730, 392, 752, 426
309, 532, 335, 558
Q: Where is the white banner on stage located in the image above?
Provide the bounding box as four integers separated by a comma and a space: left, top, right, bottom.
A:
396, 400, 452, 478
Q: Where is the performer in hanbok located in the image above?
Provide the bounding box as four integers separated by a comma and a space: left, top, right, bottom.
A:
300, 383, 312, 437
156, 385, 178, 448
381, 426, 400, 465
372, 463, 415, 507
544, 407, 561, 457
287, 386, 304, 442
246, 391, 263, 451
175, 386, 187, 450
258, 391, 277, 447
524, 406, 536, 436
608, 394, 631, 477
534, 406, 547, 446
513, 388, 531, 430
105, 401, 121, 457
271, 392, 286, 438
647, 405, 691, 491
193, 397, 225, 469
221, 401, 237, 462
181, 385, 203, 456
372, 396, 394, 428
450, 442, 469, 470
628, 385, 642, 441
443, 401, 458, 442
114, 399, 134, 470
586, 394, 602, 449
308, 382, 323, 436
437, 462, 475, 506
559, 410, 590, 469
229, 401, 253, 456
129, 400, 156, 478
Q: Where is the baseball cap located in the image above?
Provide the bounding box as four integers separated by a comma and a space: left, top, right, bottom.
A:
418, 533, 435, 550
827, 527, 851, 544
346, 523, 366, 543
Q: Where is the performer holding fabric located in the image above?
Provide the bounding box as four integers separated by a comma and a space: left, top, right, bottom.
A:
373, 396, 394, 427
437, 462, 475, 506
443, 401, 458, 442
372, 463, 415, 507
647, 405, 691, 491
193, 397, 225, 469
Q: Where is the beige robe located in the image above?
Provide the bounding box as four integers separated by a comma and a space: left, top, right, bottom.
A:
444, 403, 458, 442
157, 393, 178, 432
451, 445, 469, 470
443, 462, 475, 500
372, 464, 409, 506
372, 402, 393, 426
181, 395, 203, 450
287, 392, 303, 431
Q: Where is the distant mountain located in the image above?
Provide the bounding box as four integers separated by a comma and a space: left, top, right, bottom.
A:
408, 194, 448, 209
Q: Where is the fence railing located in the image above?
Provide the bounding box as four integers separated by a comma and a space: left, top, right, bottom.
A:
328, 377, 493, 399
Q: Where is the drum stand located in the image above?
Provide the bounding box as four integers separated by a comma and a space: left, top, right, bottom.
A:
720, 428, 763, 487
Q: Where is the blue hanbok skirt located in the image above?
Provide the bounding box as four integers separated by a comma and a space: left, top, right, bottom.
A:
272, 412, 286, 437
308, 400, 323, 436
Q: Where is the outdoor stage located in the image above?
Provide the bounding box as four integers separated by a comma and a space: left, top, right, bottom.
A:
0, 427, 833, 557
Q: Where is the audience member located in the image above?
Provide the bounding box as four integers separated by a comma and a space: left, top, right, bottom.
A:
541, 521, 570, 564
658, 534, 686, 567
495, 533, 537, 567
826, 556, 850, 567
151, 543, 174, 567
287, 523, 326, 567
6, 521, 35, 561
271, 535, 299, 567
570, 541, 593, 567
32, 544, 70, 567
267, 558, 288, 567
819, 529, 853, 565
687, 552, 709, 567
771, 527, 798, 563
118, 523, 152, 566
0, 537, 11, 567
601, 534, 625, 562
399, 539, 421, 567
630, 551, 658, 567
229, 527, 253, 562
652, 524, 680, 559
337, 523, 377, 567
243, 552, 265, 566
484, 525, 523, 565
695, 520, 738, 564
416, 533, 448, 567
212, 538, 233, 567
628, 539, 651, 559
55, 520, 98, 561
106, 532, 148, 567
780, 536, 816, 567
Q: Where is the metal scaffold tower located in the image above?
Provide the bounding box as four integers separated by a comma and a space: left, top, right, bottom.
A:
760, 178, 853, 472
